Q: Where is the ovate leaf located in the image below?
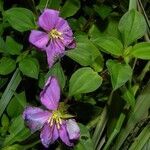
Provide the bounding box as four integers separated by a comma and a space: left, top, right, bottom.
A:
119, 9, 146, 47
69, 67, 102, 96
4, 7, 36, 32
66, 35, 104, 72
5, 36, 23, 55
19, 57, 39, 79
92, 36, 123, 56
130, 42, 150, 60
0, 57, 16, 75
106, 60, 132, 90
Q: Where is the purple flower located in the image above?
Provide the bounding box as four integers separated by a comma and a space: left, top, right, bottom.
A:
29, 9, 76, 67
23, 77, 80, 148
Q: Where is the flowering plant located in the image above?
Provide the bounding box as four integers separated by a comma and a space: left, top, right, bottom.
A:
0, 0, 150, 150
23, 76, 80, 147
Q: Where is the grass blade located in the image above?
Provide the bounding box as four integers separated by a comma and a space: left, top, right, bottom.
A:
112, 81, 150, 149
129, 124, 150, 150
0, 68, 21, 117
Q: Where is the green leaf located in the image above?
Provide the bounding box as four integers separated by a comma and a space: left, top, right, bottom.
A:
0, 69, 21, 118
142, 138, 150, 150
130, 42, 150, 60
0, 114, 9, 136
2, 144, 26, 150
4, 7, 36, 32
129, 124, 150, 150
74, 124, 94, 150
4, 115, 31, 146
37, 0, 61, 10
7, 92, 27, 118
45, 62, 66, 89
118, 9, 146, 47
19, 57, 39, 79
88, 24, 103, 39
61, 0, 80, 18
69, 67, 102, 96
5, 36, 23, 55
103, 113, 126, 150
113, 81, 150, 149
106, 60, 132, 90
122, 87, 135, 109
93, 4, 112, 20
1, 114, 9, 128
104, 18, 120, 39
0, 57, 16, 75
92, 36, 123, 56
66, 35, 104, 72
0, 36, 5, 52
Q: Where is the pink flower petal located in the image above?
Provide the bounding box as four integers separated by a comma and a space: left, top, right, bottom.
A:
66, 119, 80, 140
40, 123, 59, 148
46, 39, 65, 67
62, 35, 76, 49
40, 76, 60, 110
38, 9, 59, 31
55, 17, 73, 36
55, 17, 76, 49
59, 121, 74, 146
23, 106, 50, 132
29, 30, 49, 49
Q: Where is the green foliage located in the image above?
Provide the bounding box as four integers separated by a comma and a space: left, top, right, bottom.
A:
119, 9, 146, 47
0, 0, 149, 149
0, 37, 5, 52
4, 8, 36, 32
5, 36, 23, 55
106, 60, 132, 90
69, 67, 102, 96
0, 69, 21, 117
37, 0, 61, 10
93, 4, 112, 20
74, 124, 94, 150
129, 124, 150, 150
7, 92, 27, 118
61, 0, 80, 18
67, 35, 104, 72
0, 57, 16, 75
19, 57, 39, 79
113, 82, 150, 149
4, 115, 31, 146
122, 87, 135, 108
130, 42, 150, 59
46, 62, 66, 89
92, 36, 123, 56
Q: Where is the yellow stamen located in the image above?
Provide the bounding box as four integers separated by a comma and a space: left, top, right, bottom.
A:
48, 110, 62, 129
49, 29, 63, 39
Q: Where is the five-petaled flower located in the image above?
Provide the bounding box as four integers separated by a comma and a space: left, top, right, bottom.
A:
23, 76, 80, 148
29, 9, 76, 67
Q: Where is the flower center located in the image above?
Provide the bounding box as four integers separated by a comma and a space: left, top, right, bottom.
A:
48, 110, 62, 129
49, 29, 63, 39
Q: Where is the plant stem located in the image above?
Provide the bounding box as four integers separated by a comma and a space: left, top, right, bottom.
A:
129, 0, 137, 10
